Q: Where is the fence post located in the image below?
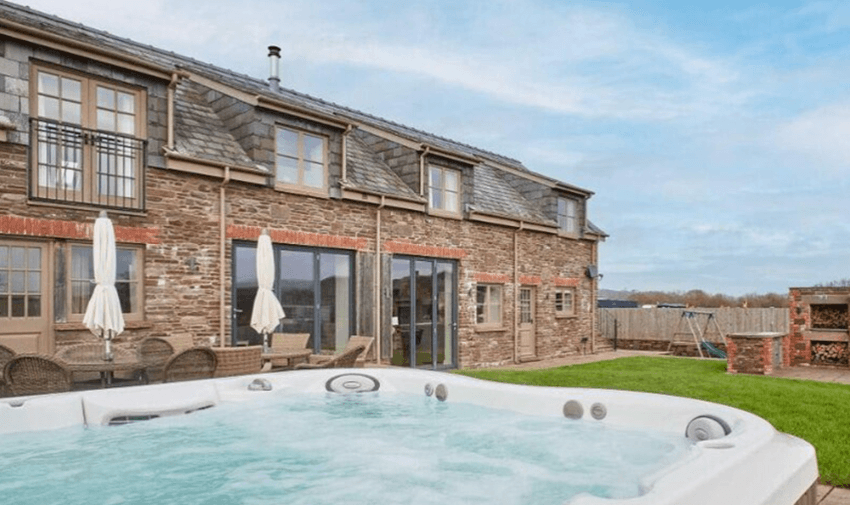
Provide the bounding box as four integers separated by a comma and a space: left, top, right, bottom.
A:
614, 319, 618, 351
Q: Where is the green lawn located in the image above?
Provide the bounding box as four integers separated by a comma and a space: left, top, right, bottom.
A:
458, 356, 850, 486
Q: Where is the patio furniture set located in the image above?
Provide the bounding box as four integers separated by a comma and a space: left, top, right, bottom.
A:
0, 334, 374, 397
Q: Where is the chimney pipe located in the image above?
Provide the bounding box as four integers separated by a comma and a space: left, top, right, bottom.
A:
268, 45, 281, 92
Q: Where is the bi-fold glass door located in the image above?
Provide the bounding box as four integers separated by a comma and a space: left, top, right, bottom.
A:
232, 243, 353, 354
391, 257, 456, 369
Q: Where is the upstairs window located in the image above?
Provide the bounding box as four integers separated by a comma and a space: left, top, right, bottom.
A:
558, 197, 578, 234
275, 126, 327, 191
30, 66, 146, 211
429, 165, 460, 215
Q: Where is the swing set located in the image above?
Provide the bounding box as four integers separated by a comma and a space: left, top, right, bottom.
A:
668, 310, 727, 359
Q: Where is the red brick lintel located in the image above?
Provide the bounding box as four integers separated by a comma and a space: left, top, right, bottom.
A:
519, 275, 542, 285
0, 215, 160, 244
553, 277, 581, 287
228, 225, 368, 251
475, 273, 511, 283
383, 240, 467, 259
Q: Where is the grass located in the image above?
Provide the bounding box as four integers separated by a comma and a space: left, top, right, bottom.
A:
458, 356, 850, 486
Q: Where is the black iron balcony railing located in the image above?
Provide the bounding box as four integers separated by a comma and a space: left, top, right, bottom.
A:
29, 118, 146, 212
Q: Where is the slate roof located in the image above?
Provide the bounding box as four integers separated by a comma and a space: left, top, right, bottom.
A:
173, 81, 265, 172
473, 165, 554, 226
343, 134, 423, 201
0, 1, 530, 172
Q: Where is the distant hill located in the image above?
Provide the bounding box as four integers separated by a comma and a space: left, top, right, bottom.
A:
598, 289, 635, 300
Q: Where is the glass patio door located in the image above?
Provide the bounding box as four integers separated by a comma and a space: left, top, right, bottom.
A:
232, 243, 353, 353
391, 257, 456, 369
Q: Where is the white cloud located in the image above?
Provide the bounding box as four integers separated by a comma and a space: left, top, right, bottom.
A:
773, 101, 850, 172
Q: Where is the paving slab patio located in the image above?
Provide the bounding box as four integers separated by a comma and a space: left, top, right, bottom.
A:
819, 485, 850, 505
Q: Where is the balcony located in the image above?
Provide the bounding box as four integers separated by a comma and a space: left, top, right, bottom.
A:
28, 118, 146, 212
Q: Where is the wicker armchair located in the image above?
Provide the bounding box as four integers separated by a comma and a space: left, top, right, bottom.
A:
294, 345, 365, 370
309, 336, 374, 368
0, 344, 16, 396
163, 347, 218, 383
213, 346, 262, 377
137, 337, 175, 383
4, 355, 72, 396
267, 333, 311, 368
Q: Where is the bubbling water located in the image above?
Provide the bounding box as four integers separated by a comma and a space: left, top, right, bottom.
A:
0, 392, 690, 505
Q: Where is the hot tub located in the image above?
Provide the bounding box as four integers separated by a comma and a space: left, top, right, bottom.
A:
0, 368, 817, 504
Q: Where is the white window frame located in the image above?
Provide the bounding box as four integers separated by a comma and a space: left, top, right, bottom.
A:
476, 284, 503, 327
555, 287, 576, 317
428, 165, 461, 216
274, 126, 328, 194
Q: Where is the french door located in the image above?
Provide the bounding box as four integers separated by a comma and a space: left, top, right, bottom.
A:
0, 241, 50, 354
232, 243, 353, 353
390, 257, 457, 369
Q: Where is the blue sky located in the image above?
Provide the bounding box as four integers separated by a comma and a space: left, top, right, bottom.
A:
22, 0, 850, 295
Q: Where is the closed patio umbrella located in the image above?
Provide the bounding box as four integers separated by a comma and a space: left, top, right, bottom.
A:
83, 211, 124, 361
250, 230, 285, 352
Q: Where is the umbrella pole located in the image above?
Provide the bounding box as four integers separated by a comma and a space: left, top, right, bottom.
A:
263, 332, 269, 353
104, 329, 114, 362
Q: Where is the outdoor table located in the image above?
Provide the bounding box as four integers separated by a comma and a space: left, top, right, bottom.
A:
59, 347, 145, 387
261, 349, 312, 371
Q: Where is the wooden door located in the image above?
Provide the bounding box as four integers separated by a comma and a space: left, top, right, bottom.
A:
518, 287, 536, 358
0, 241, 51, 354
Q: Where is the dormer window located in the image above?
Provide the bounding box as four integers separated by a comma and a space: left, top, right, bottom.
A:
428, 165, 460, 215
275, 126, 326, 192
557, 197, 578, 235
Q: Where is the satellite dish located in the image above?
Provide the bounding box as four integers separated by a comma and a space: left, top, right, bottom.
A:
586, 265, 599, 279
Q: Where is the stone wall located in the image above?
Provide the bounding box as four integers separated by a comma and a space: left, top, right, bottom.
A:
1, 132, 597, 367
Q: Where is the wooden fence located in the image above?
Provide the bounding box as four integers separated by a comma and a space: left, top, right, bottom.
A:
597, 307, 789, 344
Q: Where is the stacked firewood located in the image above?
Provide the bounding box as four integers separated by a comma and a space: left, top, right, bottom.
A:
811, 305, 849, 329
811, 342, 849, 365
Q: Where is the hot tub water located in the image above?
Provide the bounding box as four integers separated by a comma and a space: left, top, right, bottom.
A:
0, 392, 690, 505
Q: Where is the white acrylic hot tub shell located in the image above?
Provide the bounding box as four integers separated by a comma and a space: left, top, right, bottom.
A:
0, 368, 817, 505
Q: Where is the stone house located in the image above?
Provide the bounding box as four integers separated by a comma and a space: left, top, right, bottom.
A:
0, 1, 606, 369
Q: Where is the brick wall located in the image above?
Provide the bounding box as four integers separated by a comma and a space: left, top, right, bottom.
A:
788, 287, 850, 367
726, 333, 783, 375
